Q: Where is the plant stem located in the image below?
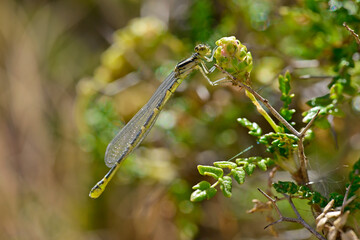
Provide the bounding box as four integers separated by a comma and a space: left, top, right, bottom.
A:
215, 66, 300, 137
343, 22, 360, 45
245, 90, 280, 132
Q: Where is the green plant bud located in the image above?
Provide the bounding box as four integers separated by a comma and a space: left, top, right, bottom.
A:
214, 36, 253, 83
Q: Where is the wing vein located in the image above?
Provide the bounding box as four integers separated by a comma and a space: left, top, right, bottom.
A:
104, 71, 179, 167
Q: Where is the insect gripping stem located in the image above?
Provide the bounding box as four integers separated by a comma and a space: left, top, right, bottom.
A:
89, 44, 217, 199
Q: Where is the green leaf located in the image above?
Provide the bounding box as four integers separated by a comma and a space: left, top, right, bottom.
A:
237, 118, 262, 136
280, 108, 296, 121
273, 181, 299, 194
329, 192, 344, 207
214, 161, 237, 169
311, 192, 327, 207
244, 163, 256, 176
349, 178, 360, 198
190, 189, 208, 202
231, 167, 246, 184
349, 158, 360, 181
330, 82, 344, 100
197, 165, 224, 179
303, 94, 344, 127
259, 132, 299, 158
306, 94, 332, 107
257, 159, 268, 171
278, 72, 295, 121
298, 186, 313, 198
206, 187, 218, 199
274, 183, 330, 207
349, 159, 360, 197
192, 181, 211, 190
191, 181, 217, 202
304, 129, 314, 142
278, 73, 291, 96
219, 176, 232, 197
313, 116, 331, 129
330, 74, 357, 96
190, 187, 217, 202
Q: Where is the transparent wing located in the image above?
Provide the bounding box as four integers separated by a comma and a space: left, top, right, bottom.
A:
104, 71, 179, 168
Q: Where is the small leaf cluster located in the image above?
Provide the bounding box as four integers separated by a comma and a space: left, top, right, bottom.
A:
238, 74, 298, 159
237, 118, 262, 136
273, 181, 328, 207
239, 115, 298, 166
191, 157, 272, 202
303, 94, 344, 129
278, 72, 296, 122
302, 32, 358, 129
273, 158, 360, 211
347, 158, 360, 211
259, 133, 299, 158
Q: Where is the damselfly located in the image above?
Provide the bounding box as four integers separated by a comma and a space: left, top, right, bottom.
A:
89, 44, 217, 198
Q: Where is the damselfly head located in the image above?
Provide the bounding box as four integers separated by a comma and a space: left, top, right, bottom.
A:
194, 44, 211, 57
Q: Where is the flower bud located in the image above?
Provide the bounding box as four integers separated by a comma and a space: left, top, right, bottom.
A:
214, 36, 253, 84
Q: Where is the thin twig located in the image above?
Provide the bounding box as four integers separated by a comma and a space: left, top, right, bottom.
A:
215, 64, 301, 137
341, 181, 352, 214
298, 110, 320, 185
299, 75, 334, 80
283, 193, 302, 219
341, 169, 358, 214
297, 141, 309, 185
343, 22, 360, 45
258, 188, 326, 240
300, 110, 320, 138
258, 188, 284, 220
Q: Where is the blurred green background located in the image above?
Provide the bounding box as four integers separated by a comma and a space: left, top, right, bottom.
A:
1, 0, 359, 239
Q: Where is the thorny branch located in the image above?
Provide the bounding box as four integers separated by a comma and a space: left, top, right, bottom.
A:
215, 64, 320, 185
298, 109, 320, 185
343, 22, 360, 45
215, 65, 300, 137
258, 188, 326, 240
